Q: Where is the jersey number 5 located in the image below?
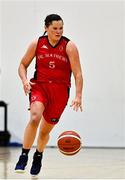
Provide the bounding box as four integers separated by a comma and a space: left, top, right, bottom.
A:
49, 61, 55, 69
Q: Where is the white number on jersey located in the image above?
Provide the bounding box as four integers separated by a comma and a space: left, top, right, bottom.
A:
49, 61, 55, 69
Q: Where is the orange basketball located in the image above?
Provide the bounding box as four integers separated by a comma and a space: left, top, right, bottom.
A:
57, 131, 82, 155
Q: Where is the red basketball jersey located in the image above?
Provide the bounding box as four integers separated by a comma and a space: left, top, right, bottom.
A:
33, 36, 72, 87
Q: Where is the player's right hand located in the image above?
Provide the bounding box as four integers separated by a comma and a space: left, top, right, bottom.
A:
22, 79, 35, 95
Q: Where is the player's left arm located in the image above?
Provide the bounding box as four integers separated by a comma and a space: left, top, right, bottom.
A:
66, 41, 83, 112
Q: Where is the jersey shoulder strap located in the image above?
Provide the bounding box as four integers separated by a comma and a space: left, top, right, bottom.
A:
62, 36, 70, 42
38, 35, 47, 41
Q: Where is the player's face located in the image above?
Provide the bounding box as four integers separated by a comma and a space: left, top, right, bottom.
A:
46, 20, 63, 43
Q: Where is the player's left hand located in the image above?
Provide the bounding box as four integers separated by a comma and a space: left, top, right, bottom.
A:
70, 96, 83, 112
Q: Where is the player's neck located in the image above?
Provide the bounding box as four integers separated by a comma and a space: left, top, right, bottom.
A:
47, 36, 60, 47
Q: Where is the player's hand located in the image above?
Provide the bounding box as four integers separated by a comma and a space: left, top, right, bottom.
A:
22, 79, 35, 95
70, 96, 83, 112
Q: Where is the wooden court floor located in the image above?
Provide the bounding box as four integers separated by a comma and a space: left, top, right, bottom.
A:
0, 147, 125, 179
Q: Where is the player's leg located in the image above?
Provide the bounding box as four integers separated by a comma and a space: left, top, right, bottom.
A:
23, 101, 45, 149
37, 117, 55, 152
30, 117, 55, 176
15, 101, 45, 173
30, 83, 69, 176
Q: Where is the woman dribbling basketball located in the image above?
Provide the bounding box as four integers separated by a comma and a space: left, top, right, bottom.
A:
15, 14, 83, 177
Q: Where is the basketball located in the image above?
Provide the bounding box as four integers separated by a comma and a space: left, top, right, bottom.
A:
57, 131, 82, 155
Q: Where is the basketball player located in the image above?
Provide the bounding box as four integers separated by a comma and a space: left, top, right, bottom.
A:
15, 14, 83, 176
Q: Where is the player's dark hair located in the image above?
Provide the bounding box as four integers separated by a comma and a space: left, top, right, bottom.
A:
43, 14, 63, 36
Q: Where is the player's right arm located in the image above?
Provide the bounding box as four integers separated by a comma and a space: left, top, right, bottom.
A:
18, 39, 37, 95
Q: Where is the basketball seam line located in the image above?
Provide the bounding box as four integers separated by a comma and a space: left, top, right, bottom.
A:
58, 145, 82, 154
57, 134, 81, 141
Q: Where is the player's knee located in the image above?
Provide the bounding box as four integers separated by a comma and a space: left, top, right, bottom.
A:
30, 112, 41, 126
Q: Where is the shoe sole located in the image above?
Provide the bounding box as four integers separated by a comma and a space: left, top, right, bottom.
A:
15, 166, 27, 173
15, 169, 26, 173
31, 174, 39, 178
